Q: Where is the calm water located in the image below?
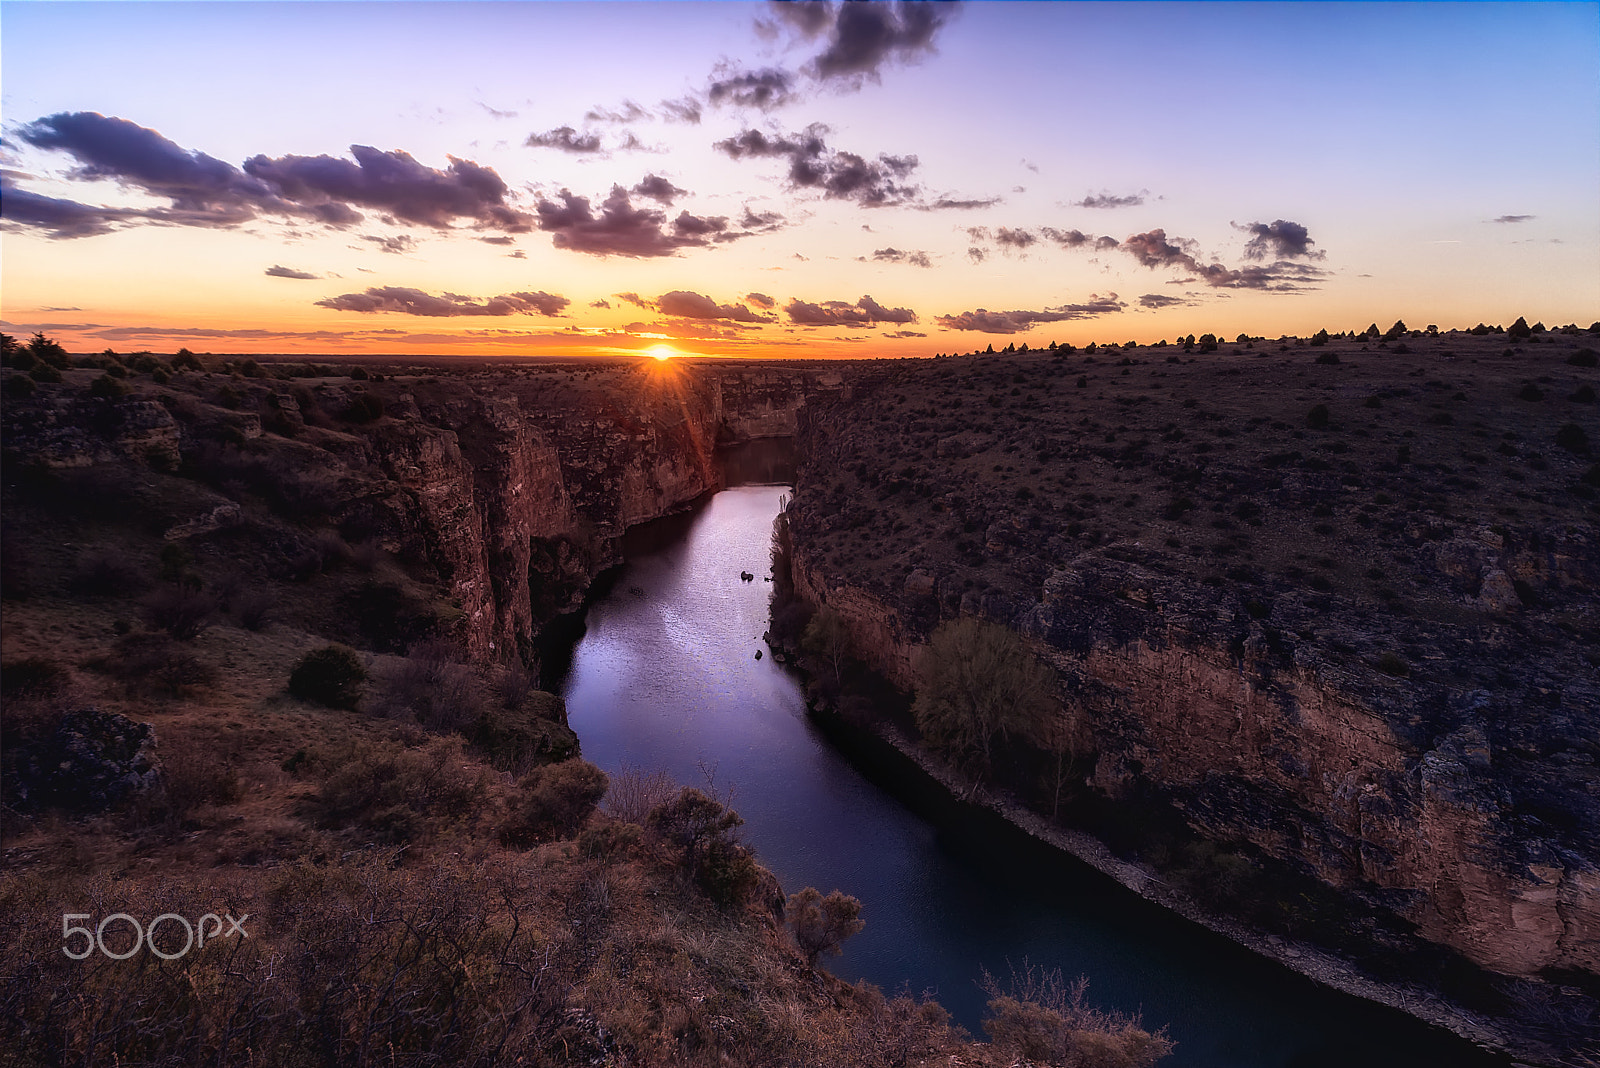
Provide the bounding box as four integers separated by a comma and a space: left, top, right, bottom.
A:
554, 444, 1506, 1068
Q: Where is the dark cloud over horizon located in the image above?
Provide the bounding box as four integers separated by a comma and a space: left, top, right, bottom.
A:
656, 290, 778, 323
785, 294, 916, 326
935, 295, 1124, 333
716, 125, 919, 207
1493, 214, 1535, 223
316, 286, 569, 317
9, 112, 535, 239
265, 264, 320, 280
534, 185, 738, 256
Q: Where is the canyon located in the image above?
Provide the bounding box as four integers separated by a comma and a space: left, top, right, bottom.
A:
3, 331, 1596, 1061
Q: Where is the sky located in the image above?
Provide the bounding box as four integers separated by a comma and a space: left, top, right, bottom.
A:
2, 1, 1597, 360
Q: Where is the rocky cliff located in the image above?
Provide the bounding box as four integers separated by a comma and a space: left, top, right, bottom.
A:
1, 359, 823, 667
782, 331, 1600, 1051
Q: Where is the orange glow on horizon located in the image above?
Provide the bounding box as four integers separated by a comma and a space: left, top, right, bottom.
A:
648, 344, 676, 361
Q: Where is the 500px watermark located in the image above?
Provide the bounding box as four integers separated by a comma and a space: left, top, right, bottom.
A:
63, 912, 250, 960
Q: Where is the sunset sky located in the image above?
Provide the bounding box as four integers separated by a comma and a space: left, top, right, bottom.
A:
3, 1, 1596, 360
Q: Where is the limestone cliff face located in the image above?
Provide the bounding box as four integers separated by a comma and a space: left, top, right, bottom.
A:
783, 369, 1600, 988
1, 362, 816, 669
792, 530, 1599, 981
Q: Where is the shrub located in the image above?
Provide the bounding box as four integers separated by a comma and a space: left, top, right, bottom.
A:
0, 657, 69, 700
500, 758, 608, 846
141, 585, 218, 640
787, 887, 865, 966
106, 632, 215, 695
1555, 423, 1590, 455
338, 579, 438, 653
646, 786, 760, 903
288, 644, 367, 709
1568, 349, 1598, 368
4, 374, 36, 398
982, 965, 1174, 1068
71, 549, 148, 598
89, 374, 130, 399
310, 736, 486, 843
28, 363, 62, 383
234, 588, 276, 630
1518, 383, 1544, 402
577, 820, 642, 858
1314, 351, 1340, 365
603, 763, 679, 824
913, 618, 1058, 774
1305, 404, 1330, 429
375, 640, 484, 732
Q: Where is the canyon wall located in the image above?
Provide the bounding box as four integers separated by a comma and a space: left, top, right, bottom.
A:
1, 362, 825, 669
784, 371, 1600, 989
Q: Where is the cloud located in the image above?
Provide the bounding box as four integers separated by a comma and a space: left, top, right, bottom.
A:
745, 292, 776, 309
994, 227, 1036, 249
479, 103, 520, 120
0, 180, 136, 238
630, 173, 687, 204
658, 97, 703, 125
967, 246, 987, 263
1122, 228, 1327, 290
883, 330, 926, 338
794, 1, 961, 84
935, 295, 1124, 333
1493, 214, 1535, 224
708, 68, 797, 110
525, 126, 604, 154
361, 233, 416, 254
240, 144, 533, 230
584, 100, 651, 124
785, 294, 916, 326
739, 206, 787, 233
615, 292, 653, 309
8, 110, 535, 238
265, 264, 319, 280
1076, 192, 1145, 209
590, 298, 611, 308
870, 247, 932, 267
315, 286, 569, 317
656, 290, 778, 323
919, 195, 1001, 211
535, 185, 737, 256
1234, 218, 1323, 260
479, 235, 515, 245
715, 125, 919, 207
1137, 293, 1192, 309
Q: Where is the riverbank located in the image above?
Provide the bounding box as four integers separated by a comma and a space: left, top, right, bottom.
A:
802, 691, 1532, 1063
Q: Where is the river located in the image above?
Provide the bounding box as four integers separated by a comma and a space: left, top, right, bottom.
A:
549, 441, 1507, 1068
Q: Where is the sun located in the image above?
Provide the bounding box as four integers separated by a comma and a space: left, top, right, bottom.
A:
647, 344, 676, 362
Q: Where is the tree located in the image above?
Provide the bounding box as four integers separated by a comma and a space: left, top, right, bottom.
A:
802, 606, 852, 689
786, 887, 864, 966
26, 332, 69, 369
912, 618, 1058, 783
